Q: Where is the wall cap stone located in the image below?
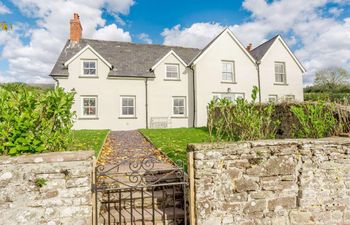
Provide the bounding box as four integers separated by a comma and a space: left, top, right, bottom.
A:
0, 151, 95, 164
187, 137, 350, 152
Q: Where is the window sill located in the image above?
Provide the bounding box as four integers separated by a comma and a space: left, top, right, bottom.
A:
78, 117, 99, 120
79, 76, 99, 78
171, 116, 188, 119
221, 81, 237, 84
164, 79, 181, 81
274, 83, 288, 86
119, 116, 138, 119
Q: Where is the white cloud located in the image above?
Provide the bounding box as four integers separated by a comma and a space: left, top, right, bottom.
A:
162, 23, 224, 48
0, 2, 11, 14
0, 0, 134, 83
161, 0, 350, 85
138, 33, 153, 44
93, 24, 131, 41
328, 7, 344, 16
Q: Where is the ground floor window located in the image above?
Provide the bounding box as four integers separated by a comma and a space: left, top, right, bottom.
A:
268, 95, 278, 102
172, 97, 186, 116
81, 96, 98, 118
120, 96, 136, 117
211, 93, 245, 102
285, 95, 295, 101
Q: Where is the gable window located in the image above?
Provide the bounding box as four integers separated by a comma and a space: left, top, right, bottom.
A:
165, 64, 179, 80
120, 96, 136, 117
81, 96, 97, 118
222, 61, 235, 82
173, 97, 186, 116
268, 95, 278, 102
82, 60, 97, 76
274, 62, 286, 83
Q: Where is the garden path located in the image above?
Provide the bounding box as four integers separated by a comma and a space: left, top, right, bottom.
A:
97, 130, 174, 168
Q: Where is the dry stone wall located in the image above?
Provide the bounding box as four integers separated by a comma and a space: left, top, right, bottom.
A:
188, 137, 350, 225
0, 151, 94, 225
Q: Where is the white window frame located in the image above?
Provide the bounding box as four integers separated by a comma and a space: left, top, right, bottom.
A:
165, 64, 180, 80
120, 96, 136, 118
80, 96, 98, 118
211, 93, 245, 102
222, 61, 235, 82
172, 96, 186, 117
81, 59, 98, 77
274, 62, 286, 84
268, 95, 278, 102
285, 95, 295, 101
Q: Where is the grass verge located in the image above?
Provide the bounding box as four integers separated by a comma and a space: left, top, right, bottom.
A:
139, 127, 211, 167
69, 130, 109, 156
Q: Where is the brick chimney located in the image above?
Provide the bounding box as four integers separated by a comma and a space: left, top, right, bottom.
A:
246, 43, 253, 52
70, 13, 82, 42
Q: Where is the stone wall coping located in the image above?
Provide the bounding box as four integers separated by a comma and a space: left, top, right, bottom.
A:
187, 137, 350, 152
0, 151, 95, 165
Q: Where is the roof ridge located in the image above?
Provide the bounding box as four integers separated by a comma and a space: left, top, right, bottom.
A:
251, 35, 279, 52
80, 38, 202, 51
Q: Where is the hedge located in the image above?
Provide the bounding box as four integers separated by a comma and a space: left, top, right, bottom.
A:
0, 85, 75, 156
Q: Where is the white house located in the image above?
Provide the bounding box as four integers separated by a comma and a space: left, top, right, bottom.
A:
50, 14, 305, 130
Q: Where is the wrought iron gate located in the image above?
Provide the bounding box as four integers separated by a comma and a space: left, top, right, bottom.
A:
93, 156, 188, 225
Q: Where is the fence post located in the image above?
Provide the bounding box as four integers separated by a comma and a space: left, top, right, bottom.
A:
188, 150, 196, 225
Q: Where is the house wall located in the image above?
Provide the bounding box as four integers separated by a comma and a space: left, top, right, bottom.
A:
148, 53, 194, 128
259, 39, 304, 102
58, 48, 147, 130
58, 48, 194, 130
194, 32, 258, 127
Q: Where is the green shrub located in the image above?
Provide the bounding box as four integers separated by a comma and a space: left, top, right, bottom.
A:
290, 101, 338, 138
0, 86, 75, 156
305, 92, 350, 104
208, 87, 279, 141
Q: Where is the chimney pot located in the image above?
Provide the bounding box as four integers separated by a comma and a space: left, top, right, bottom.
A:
246, 43, 253, 52
70, 13, 82, 43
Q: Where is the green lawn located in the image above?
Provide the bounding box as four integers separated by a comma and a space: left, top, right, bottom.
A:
139, 127, 211, 167
68, 130, 109, 155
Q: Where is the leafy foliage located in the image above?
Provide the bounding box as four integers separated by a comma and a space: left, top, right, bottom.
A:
34, 178, 47, 188
290, 101, 338, 138
0, 22, 12, 31
207, 86, 280, 141
314, 67, 350, 90
304, 92, 350, 104
0, 85, 75, 156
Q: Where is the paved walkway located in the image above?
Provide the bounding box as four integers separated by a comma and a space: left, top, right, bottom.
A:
98, 130, 173, 167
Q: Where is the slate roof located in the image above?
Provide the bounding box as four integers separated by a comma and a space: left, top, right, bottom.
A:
50, 39, 201, 78
250, 35, 279, 61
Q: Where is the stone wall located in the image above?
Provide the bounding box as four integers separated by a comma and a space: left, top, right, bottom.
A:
0, 151, 94, 225
188, 137, 350, 225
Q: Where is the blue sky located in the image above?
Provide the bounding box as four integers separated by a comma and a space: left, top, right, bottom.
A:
0, 0, 350, 84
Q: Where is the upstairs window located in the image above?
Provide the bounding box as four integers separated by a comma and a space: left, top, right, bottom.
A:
120, 96, 136, 117
165, 64, 179, 80
222, 61, 235, 82
81, 96, 97, 117
274, 62, 286, 83
83, 60, 97, 76
173, 97, 186, 116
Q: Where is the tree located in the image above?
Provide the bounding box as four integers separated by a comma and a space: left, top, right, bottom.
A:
0, 22, 11, 31
314, 67, 350, 91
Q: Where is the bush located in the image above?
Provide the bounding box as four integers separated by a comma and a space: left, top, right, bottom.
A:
290, 101, 338, 138
208, 87, 279, 141
0, 86, 75, 156
305, 92, 350, 104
